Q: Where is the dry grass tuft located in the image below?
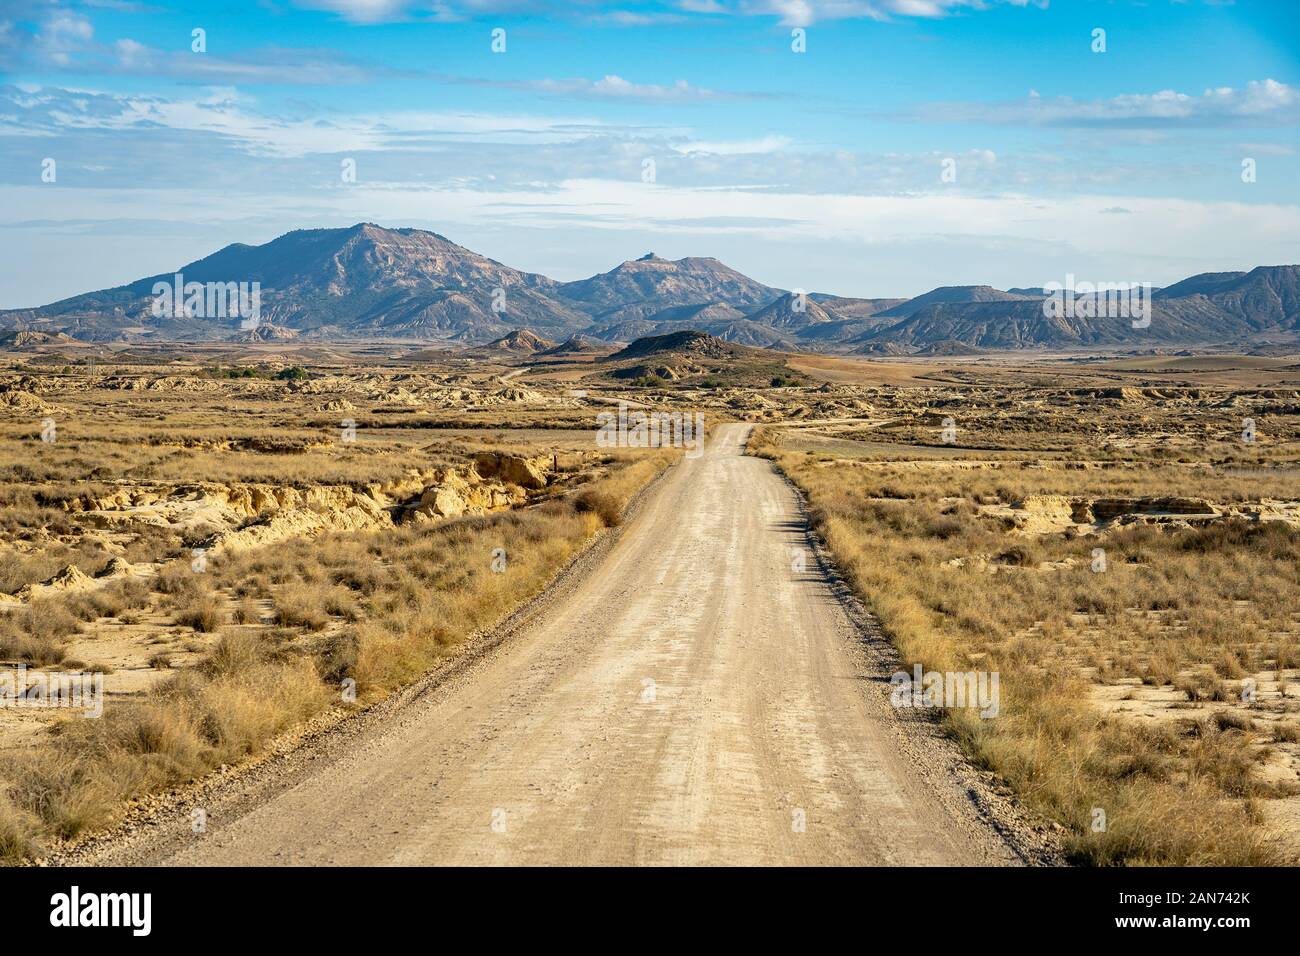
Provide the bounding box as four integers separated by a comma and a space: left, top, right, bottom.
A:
753, 423, 1293, 866
175, 592, 225, 633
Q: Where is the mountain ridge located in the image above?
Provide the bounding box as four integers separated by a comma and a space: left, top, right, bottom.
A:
4, 223, 1297, 352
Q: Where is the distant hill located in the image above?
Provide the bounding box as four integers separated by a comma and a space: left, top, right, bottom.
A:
227, 324, 298, 343
690, 319, 798, 350
638, 301, 747, 327
858, 299, 1215, 351
0, 330, 74, 348
1155, 272, 1249, 299
479, 328, 557, 354
810, 294, 910, 321
589, 293, 831, 350
1, 224, 588, 343
591, 301, 745, 342
873, 285, 1041, 320
589, 301, 804, 349
1154, 266, 1300, 332
609, 330, 739, 361
539, 334, 606, 356
743, 292, 835, 332
4, 222, 1296, 352
848, 268, 1300, 351
558, 253, 782, 329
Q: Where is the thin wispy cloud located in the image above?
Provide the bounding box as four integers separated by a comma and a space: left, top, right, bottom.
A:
4, 11, 757, 100
736, 0, 1024, 27
285, 0, 1045, 25
673, 135, 793, 154
3, 9, 416, 84
0, 84, 1120, 194
525, 75, 736, 102
918, 80, 1300, 129
291, 0, 411, 23
1, 84, 611, 157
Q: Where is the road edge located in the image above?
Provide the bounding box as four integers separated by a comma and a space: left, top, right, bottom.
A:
762, 454, 1066, 867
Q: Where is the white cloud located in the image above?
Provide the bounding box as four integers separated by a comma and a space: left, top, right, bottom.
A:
674, 135, 793, 154
1239, 142, 1296, 156
5, 12, 402, 85
35, 11, 94, 65
591, 10, 689, 25
43, 13, 94, 43
291, 0, 409, 23
528, 75, 729, 102
282, 0, 1042, 25
712, 0, 1042, 26
921, 79, 1300, 128
3, 85, 609, 157
114, 38, 146, 60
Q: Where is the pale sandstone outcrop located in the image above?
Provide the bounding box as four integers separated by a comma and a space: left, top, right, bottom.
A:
981, 494, 1298, 536
35, 455, 559, 565
473, 452, 549, 490
405, 466, 526, 524
14, 564, 93, 601
206, 499, 392, 556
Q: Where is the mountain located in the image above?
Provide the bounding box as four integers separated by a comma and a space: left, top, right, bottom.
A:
591, 301, 746, 342
1, 224, 588, 343
587, 318, 674, 343
557, 253, 782, 328
1155, 272, 1247, 299
586, 293, 830, 351
228, 323, 298, 343
539, 334, 607, 356
587, 300, 804, 349
640, 301, 747, 327
0, 330, 75, 348
810, 294, 910, 322
857, 299, 1219, 351
854, 266, 1300, 352
4, 221, 1297, 352
873, 285, 1041, 320
1154, 266, 1300, 332
609, 330, 740, 361
479, 328, 557, 355
782, 296, 915, 349
743, 292, 835, 332
689, 319, 798, 350
796, 318, 895, 346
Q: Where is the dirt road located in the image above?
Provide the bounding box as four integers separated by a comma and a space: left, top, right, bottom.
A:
112, 423, 1020, 866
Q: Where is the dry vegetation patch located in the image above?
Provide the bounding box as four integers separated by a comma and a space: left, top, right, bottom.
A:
750, 369, 1300, 866
0, 356, 681, 859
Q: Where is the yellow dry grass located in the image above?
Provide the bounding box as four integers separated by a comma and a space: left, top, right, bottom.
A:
0, 442, 674, 860
751, 425, 1297, 865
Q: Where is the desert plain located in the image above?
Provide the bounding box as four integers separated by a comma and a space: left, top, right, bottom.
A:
0, 334, 1297, 866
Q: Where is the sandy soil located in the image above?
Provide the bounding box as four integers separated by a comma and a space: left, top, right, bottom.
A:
79, 424, 1029, 866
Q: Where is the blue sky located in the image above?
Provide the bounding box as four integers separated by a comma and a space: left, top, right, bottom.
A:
2, 0, 1298, 307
